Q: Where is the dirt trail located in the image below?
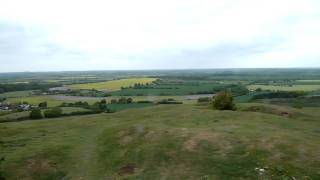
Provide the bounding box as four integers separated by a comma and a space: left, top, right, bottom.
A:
67, 126, 105, 179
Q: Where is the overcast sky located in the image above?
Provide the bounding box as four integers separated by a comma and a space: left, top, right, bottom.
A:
0, 0, 319, 72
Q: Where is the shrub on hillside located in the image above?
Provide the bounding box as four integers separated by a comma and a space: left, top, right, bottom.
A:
44, 107, 63, 118
212, 91, 235, 110
38, 101, 47, 108
29, 108, 43, 119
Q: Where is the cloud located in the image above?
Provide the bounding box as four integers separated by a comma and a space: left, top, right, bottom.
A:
0, 0, 319, 71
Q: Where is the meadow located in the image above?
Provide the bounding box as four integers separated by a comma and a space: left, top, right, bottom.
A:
68, 78, 158, 91
1, 104, 319, 179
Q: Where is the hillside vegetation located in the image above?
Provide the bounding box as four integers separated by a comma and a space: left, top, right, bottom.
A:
1, 104, 319, 179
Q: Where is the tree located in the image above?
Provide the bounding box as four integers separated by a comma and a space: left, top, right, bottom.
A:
118, 97, 127, 104
111, 99, 117, 104
212, 91, 235, 110
100, 99, 107, 104
44, 107, 63, 118
38, 101, 47, 108
126, 98, 133, 104
29, 108, 43, 119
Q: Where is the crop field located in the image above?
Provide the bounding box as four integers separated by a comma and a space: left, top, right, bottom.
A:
1, 104, 319, 179
110, 82, 240, 96
247, 84, 320, 91
68, 78, 158, 91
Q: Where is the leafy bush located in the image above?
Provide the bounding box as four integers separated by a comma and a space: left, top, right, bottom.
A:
29, 108, 43, 119
137, 100, 153, 103
44, 107, 63, 118
38, 101, 47, 108
213, 91, 235, 110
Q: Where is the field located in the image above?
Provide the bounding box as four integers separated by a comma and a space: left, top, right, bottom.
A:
1, 104, 319, 179
247, 84, 320, 91
0, 90, 34, 98
68, 78, 158, 91
5, 96, 65, 107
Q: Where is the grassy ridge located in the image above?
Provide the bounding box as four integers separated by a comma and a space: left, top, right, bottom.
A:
1, 104, 319, 179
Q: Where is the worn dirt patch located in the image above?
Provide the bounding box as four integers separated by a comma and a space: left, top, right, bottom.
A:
184, 131, 220, 152
118, 163, 137, 175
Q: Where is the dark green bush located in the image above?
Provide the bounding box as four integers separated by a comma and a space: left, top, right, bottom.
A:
44, 107, 63, 118
38, 101, 47, 108
213, 91, 235, 110
29, 108, 43, 119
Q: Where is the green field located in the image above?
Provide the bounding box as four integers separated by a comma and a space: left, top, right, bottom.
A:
108, 103, 154, 112
0, 90, 34, 98
69, 78, 158, 91
1, 104, 319, 179
247, 84, 320, 91
5, 96, 64, 107
296, 80, 320, 82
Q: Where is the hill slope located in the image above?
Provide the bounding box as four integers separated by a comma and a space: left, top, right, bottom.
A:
1, 104, 320, 179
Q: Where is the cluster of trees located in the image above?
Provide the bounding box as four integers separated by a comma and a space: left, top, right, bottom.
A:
157, 99, 183, 104
29, 107, 63, 119
91, 99, 109, 113
110, 97, 133, 104
0, 83, 58, 93
252, 91, 306, 100
60, 101, 89, 108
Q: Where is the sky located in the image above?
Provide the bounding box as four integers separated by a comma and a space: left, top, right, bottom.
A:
0, 0, 319, 72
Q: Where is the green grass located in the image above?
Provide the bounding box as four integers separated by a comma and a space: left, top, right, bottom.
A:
5, 96, 64, 107
107, 103, 154, 112
1, 104, 319, 179
0, 90, 34, 98
247, 84, 320, 91
0, 111, 29, 122
69, 78, 158, 91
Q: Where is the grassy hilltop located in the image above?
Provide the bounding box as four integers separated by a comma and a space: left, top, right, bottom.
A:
1, 103, 319, 179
